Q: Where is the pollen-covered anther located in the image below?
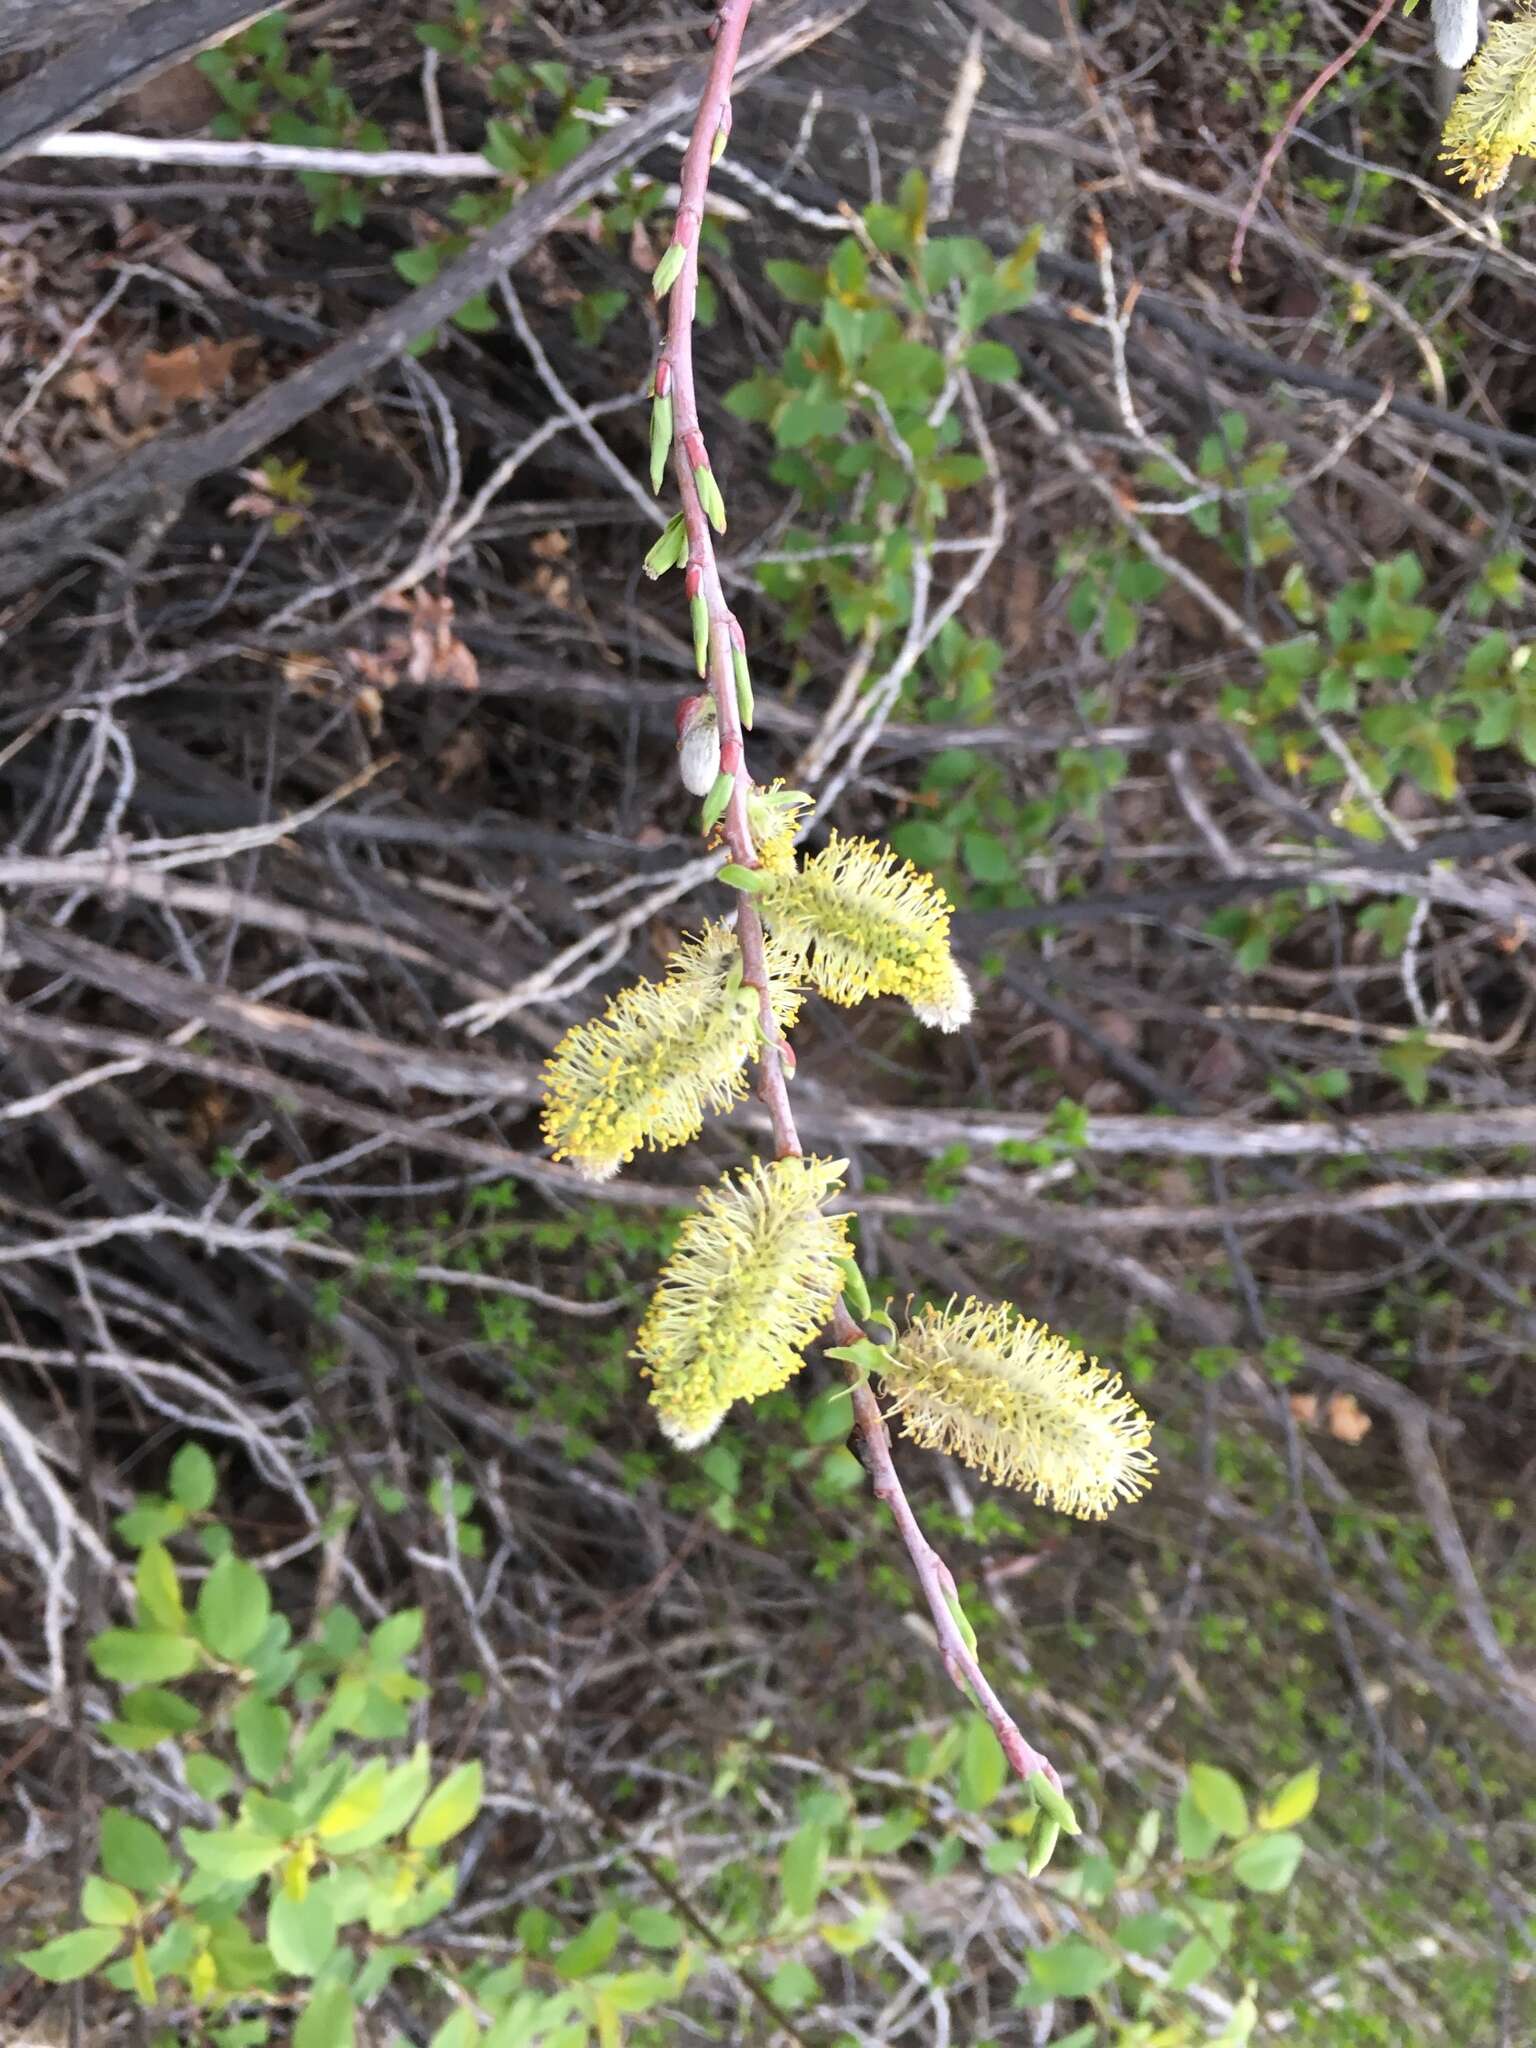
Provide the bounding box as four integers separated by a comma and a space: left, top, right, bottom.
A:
757, 831, 971, 1028
876, 1297, 1156, 1520
637, 1154, 853, 1447
540, 923, 802, 1182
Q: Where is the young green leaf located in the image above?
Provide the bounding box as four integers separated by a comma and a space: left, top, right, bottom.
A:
652, 242, 686, 299
780, 1820, 830, 1918
1028, 1937, 1116, 1998
134, 1543, 184, 1634
1188, 1762, 1249, 1840
649, 392, 674, 494
90, 1630, 199, 1686
642, 513, 686, 580
956, 1714, 1005, 1811
694, 464, 727, 534
732, 644, 753, 728
833, 1256, 872, 1321
20, 1926, 123, 1982
1030, 1774, 1081, 1836
690, 590, 710, 676
100, 1809, 176, 1894
294, 1981, 355, 2048
234, 1696, 292, 1786
407, 1759, 484, 1851
81, 1876, 139, 1926
699, 768, 735, 835
195, 1553, 271, 1663
1260, 1763, 1320, 1830
268, 1884, 338, 1975
1026, 1816, 1060, 1877
1232, 1829, 1306, 1892
716, 862, 766, 893
169, 1442, 217, 1512
554, 1908, 621, 1980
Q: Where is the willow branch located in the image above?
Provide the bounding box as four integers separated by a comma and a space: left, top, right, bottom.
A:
656, 0, 1061, 1791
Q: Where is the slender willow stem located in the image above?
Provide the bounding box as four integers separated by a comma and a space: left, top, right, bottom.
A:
656, 0, 1060, 1792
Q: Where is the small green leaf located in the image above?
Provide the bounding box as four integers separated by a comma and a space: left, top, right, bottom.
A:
1115, 1909, 1184, 1955
20, 1926, 123, 1982
628, 1907, 684, 1950
780, 1820, 829, 1918
268, 1885, 338, 1975
824, 1338, 887, 1377
234, 1697, 292, 1786
82, 1876, 139, 1926
962, 1720, 1011, 1818
135, 1542, 183, 1632
1027, 1815, 1060, 1878
90, 1630, 199, 1685
101, 1809, 176, 1894
699, 768, 735, 835
185, 1753, 235, 1802
1166, 1933, 1219, 1991
717, 863, 765, 893
649, 392, 673, 494
1189, 1763, 1250, 1840
1260, 1764, 1320, 1830
1233, 1829, 1306, 1892
732, 644, 753, 728
554, 1908, 621, 1979
1030, 1774, 1081, 1836
429, 2012, 481, 2048
1029, 1937, 1117, 1998
294, 1981, 355, 2048
762, 258, 824, 305
642, 513, 686, 580
694, 464, 727, 534
963, 339, 1019, 383
407, 1759, 484, 1851
767, 1958, 819, 2009
1176, 1781, 1221, 1859
181, 1827, 285, 1881
393, 242, 443, 286
169, 1444, 217, 1512
690, 590, 710, 676
833, 1256, 872, 1321
196, 1553, 271, 1663
802, 1386, 852, 1446
652, 242, 686, 299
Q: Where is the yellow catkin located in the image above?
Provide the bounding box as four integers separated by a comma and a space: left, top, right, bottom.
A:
758, 832, 973, 1030
877, 1297, 1155, 1519
540, 925, 802, 1182
745, 780, 815, 874
1440, 6, 1536, 196
637, 1155, 852, 1448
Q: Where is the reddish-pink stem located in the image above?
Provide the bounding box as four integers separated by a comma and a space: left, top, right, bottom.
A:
656, 3, 1060, 1790
1229, 0, 1397, 280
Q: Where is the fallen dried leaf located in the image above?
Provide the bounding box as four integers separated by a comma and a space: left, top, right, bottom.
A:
142, 337, 252, 406
1325, 1393, 1371, 1445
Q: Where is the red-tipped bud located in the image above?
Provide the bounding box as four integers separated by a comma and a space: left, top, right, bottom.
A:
685, 431, 708, 471
728, 616, 745, 650
719, 734, 744, 778
685, 562, 703, 601
655, 358, 671, 398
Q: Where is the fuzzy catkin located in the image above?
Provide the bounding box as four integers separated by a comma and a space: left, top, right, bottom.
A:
636, 1155, 853, 1447
540, 924, 802, 1182
757, 832, 973, 1030
877, 1298, 1156, 1519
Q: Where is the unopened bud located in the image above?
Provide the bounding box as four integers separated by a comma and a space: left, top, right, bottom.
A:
676, 693, 721, 796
